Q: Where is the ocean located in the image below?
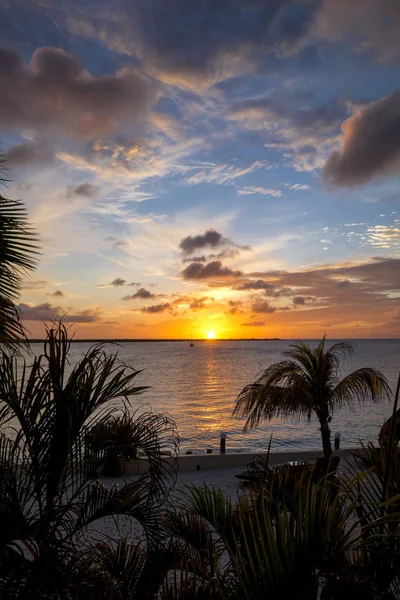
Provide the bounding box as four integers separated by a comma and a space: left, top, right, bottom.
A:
29, 339, 400, 454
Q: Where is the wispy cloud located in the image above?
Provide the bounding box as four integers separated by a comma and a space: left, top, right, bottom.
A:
237, 186, 283, 197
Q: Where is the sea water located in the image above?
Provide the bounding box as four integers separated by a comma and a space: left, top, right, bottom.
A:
29, 339, 400, 454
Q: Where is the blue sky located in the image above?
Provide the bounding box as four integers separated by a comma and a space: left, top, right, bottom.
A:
2, 0, 400, 338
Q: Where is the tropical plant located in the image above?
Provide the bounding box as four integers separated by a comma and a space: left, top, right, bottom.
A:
233, 337, 390, 460
0, 161, 40, 344
86, 412, 145, 476
167, 457, 400, 600
0, 322, 179, 598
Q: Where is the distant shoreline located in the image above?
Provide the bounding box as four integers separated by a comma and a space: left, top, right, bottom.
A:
27, 337, 281, 343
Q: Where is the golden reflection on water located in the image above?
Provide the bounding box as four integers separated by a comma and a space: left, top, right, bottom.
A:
26, 339, 400, 454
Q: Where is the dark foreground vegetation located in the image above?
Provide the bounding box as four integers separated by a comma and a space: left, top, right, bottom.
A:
0, 324, 400, 599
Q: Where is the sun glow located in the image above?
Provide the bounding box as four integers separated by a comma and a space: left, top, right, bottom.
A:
207, 331, 216, 339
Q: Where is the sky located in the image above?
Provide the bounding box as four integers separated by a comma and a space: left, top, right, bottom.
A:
2, 0, 400, 339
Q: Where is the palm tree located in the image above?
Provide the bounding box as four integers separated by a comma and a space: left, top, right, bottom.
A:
167, 466, 395, 599
233, 337, 390, 460
0, 159, 40, 344
0, 322, 179, 598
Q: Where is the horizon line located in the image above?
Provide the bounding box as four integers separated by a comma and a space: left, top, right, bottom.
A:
26, 337, 400, 343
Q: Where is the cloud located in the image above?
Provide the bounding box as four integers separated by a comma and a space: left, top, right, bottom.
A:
21, 280, 48, 290
179, 229, 225, 255
365, 225, 400, 249
238, 186, 283, 197
293, 296, 305, 306
290, 184, 310, 190
98, 278, 140, 288
18, 302, 101, 322
181, 248, 249, 263
251, 300, 276, 314
110, 278, 128, 287
226, 300, 243, 315
67, 182, 99, 198
189, 297, 212, 310
236, 279, 276, 292
336, 280, 350, 289
50, 290, 64, 297
229, 95, 346, 172
211, 248, 249, 259
5, 140, 55, 168
241, 320, 266, 327
0, 46, 153, 139
323, 90, 400, 186
182, 255, 207, 264
312, 0, 400, 64
122, 287, 157, 300
68, 1, 303, 90
249, 258, 400, 313
181, 260, 243, 280
230, 97, 344, 134
187, 161, 270, 185
141, 302, 170, 313
179, 230, 251, 262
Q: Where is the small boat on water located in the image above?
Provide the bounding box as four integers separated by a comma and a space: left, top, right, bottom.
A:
190, 331, 194, 347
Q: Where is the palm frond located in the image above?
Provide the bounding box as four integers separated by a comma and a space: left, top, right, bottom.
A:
233, 337, 388, 461
331, 368, 390, 411
233, 367, 311, 431
0, 164, 40, 345
223, 472, 357, 600
0, 323, 179, 597
178, 485, 233, 538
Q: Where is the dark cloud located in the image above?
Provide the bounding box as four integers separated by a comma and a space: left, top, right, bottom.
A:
141, 302, 170, 313
179, 229, 225, 255
210, 248, 250, 259
182, 261, 243, 280
323, 90, 400, 186
122, 287, 157, 300
5, 140, 55, 168
111, 278, 127, 287
236, 279, 276, 292
189, 297, 211, 310
74, 0, 307, 88
241, 320, 266, 327
182, 255, 207, 264
0, 46, 153, 139
293, 296, 305, 306
98, 279, 140, 288
251, 300, 276, 314
249, 258, 400, 313
181, 248, 249, 264
312, 0, 400, 64
18, 303, 58, 321
50, 290, 64, 297
336, 280, 350, 289
226, 300, 243, 315
18, 303, 100, 322
65, 309, 101, 323
67, 182, 99, 198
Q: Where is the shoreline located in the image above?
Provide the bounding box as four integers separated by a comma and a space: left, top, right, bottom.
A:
121, 447, 355, 475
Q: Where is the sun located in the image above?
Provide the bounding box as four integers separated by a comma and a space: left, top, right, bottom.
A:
207, 331, 216, 339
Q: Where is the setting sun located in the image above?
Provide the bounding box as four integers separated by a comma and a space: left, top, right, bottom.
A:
207, 331, 216, 339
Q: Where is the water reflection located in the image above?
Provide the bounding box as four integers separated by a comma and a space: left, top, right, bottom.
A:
24, 339, 400, 454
